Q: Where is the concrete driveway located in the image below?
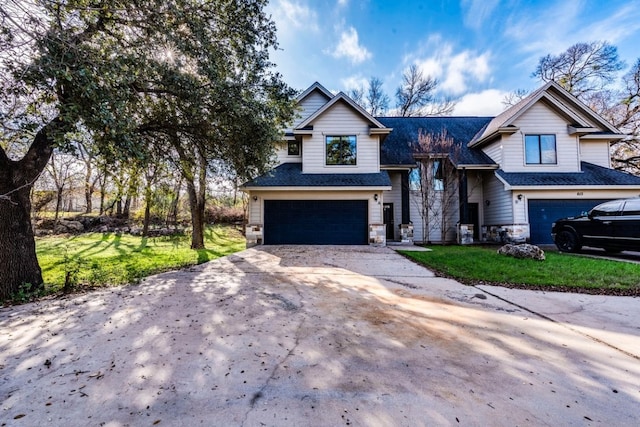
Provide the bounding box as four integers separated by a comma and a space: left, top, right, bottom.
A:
1, 245, 639, 426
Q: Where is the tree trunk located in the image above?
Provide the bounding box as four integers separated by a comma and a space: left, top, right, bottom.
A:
167, 178, 181, 229
122, 196, 131, 218
85, 185, 93, 213
84, 160, 93, 213
0, 121, 57, 299
142, 184, 152, 236
186, 179, 205, 249
54, 185, 63, 226
98, 169, 108, 215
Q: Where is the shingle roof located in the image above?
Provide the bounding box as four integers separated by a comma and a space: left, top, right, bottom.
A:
497, 162, 640, 187
242, 163, 392, 188
376, 116, 496, 167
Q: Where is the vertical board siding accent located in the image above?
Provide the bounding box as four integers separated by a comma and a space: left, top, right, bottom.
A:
302, 102, 380, 174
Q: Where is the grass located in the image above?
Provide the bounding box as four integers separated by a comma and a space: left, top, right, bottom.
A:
400, 245, 640, 294
36, 225, 245, 293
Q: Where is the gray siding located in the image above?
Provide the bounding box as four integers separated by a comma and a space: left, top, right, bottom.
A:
502, 102, 580, 173
483, 173, 512, 225
294, 91, 330, 127
579, 140, 611, 168
302, 102, 380, 174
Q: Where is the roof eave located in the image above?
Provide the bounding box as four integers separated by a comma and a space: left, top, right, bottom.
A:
469, 127, 519, 147
242, 185, 393, 191
369, 128, 393, 135
456, 164, 500, 170
506, 185, 640, 191
579, 134, 626, 140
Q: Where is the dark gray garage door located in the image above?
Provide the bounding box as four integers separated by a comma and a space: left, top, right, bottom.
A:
528, 199, 609, 244
264, 200, 368, 245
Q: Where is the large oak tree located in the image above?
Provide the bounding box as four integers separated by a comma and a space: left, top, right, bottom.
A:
532, 41, 640, 174
0, 0, 295, 299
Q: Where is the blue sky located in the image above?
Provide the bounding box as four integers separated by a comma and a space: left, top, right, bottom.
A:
267, 0, 640, 116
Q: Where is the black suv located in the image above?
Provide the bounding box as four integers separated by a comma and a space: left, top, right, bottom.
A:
551, 198, 640, 253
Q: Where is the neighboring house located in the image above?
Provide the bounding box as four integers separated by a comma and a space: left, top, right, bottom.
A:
241, 81, 640, 246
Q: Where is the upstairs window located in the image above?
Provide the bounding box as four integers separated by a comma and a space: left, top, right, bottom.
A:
525, 134, 557, 164
287, 141, 300, 156
326, 135, 356, 165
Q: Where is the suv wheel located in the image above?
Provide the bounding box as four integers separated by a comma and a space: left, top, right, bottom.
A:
556, 230, 581, 253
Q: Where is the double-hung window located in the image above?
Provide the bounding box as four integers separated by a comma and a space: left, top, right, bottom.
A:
525, 134, 557, 164
326, 135, 356, 165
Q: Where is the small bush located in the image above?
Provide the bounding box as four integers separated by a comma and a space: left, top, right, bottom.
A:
205, 205, 244, 224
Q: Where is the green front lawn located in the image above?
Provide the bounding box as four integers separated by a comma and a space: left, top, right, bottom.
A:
36, 225, 245, 292
400, 245, 640, 294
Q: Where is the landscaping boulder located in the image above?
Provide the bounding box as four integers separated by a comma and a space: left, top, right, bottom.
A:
497, 243, 545, 261
53, 219, 85, 234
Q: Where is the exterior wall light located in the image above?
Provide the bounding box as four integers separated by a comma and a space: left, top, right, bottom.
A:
374, 194, 378, 201
485, 200, 490, 206
253, 195, 258, 201
517, 194, 523, 200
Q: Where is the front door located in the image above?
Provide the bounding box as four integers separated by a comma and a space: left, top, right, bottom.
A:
468, 203, 479, 240
383, 203, 394, 240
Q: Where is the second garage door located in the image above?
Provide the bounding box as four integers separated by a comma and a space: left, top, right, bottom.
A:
528, 199, 609, 244
264, 200, 369, 245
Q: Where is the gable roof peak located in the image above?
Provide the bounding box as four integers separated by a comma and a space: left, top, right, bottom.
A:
296, 82, 334, 103
296, 88, 389, 130
468, 80, 620, 147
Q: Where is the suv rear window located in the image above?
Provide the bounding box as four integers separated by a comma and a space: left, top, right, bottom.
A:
590, 201, 622, 217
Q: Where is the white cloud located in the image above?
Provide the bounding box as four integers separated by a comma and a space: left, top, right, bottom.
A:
579, 3, 640, 46
271, 0, 319, 31
337, 0, 349, 6
453, 89, 509, 116
340, 74, 368, 91
461, 0, 500, 30
408, 36, 491, 95
330, 27, 372, 64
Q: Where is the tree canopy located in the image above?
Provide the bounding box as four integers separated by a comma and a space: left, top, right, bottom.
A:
0, 0, 296, 298
532, 41, 640, 174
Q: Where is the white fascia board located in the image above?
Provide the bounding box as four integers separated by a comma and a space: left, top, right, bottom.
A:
369, 128, 393, 135
508, 185, 640, 191
494, 171, 512, 190
242, 186, 392, 191
568, 125, 600, 135
579, 134, 626, 140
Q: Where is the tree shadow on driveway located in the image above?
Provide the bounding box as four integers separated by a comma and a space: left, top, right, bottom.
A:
1, 245, 639, 426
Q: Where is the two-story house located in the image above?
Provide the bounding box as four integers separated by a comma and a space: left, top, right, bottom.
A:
242, 81, 640, 247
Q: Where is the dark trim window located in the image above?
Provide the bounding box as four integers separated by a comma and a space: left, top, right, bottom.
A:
326, 135, 356, 165
287, 141, 300, 156
408, 167, 420, 191
525, 134, 557, 164
432, 159, 444, 191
